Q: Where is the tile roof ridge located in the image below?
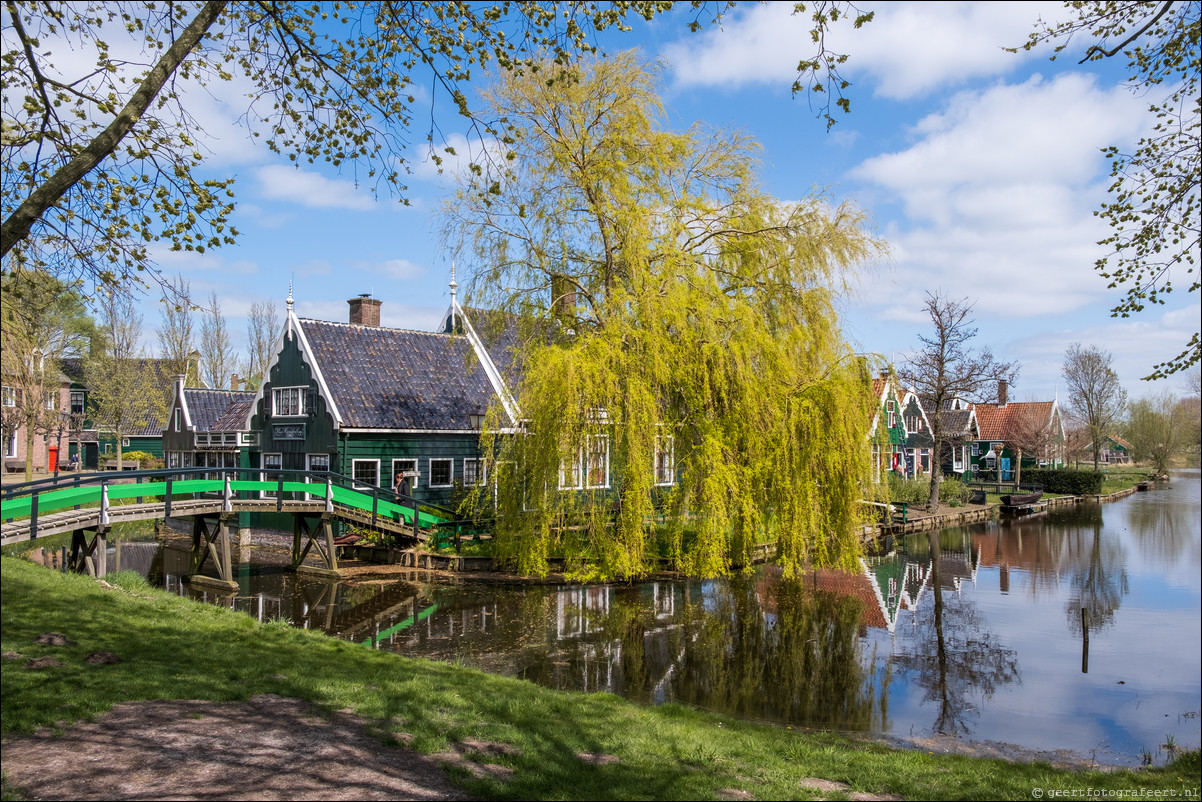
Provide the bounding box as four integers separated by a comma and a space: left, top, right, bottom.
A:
297, 317, 463, 337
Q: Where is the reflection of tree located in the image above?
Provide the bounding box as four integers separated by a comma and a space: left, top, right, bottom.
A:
1064, 515, 1129, 638
1124, 478, 1197, 568
894, 533, 1020, 736
666, 573, 883, 730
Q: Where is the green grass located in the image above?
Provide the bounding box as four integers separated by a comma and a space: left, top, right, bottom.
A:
2, 556, 1198, 801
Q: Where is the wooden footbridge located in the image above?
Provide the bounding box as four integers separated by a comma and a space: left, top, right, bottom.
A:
1, 468, 470, 588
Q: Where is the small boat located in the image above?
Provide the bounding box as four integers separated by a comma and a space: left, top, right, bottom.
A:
1001, 491, 1043, 506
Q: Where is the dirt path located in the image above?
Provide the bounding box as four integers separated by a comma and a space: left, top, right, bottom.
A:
1, 694, 472, 801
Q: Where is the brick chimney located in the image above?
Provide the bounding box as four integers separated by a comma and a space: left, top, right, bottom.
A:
230, 373, 240, 391
348, 294, 381, 326
998, 379, 1009, 407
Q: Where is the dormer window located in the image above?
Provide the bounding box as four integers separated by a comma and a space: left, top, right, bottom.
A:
272, 386, 305, 417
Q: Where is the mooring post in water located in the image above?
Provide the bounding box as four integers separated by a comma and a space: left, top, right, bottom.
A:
1081, 606, 1089, 674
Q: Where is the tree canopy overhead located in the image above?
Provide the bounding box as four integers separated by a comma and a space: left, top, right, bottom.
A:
446, 52, 887, 580
1015, 1, 1200, 378
1, 0, 680, 292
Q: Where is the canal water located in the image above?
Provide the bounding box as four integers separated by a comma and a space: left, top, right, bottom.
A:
137, 470, 1200, 765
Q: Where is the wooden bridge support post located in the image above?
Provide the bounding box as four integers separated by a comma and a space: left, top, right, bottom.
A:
68, 527, 108, 578
188, 514, 239, 591
292, 512, 342, 579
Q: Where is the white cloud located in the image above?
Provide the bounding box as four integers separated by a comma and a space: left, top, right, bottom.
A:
1007, 302, 1201, 401
254, 165, 378, 210
663, 1, 1066, 98
849, 72, 1149, 320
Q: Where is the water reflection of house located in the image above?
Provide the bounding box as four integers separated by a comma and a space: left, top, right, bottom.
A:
973, 519, 1065, 593
556, 585, 611, 638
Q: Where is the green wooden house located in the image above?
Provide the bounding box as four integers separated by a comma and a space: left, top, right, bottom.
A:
243, 292, 520, 509
162, 376, 256, 473
869, 375, 907, 480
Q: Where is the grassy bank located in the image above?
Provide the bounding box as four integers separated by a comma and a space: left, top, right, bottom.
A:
2, 557, 1197, 801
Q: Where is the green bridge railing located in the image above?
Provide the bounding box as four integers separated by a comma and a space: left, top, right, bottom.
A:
1, 467, 464, 542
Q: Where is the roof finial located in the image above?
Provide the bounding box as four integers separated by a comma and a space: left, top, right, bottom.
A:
285, 280, 295, 341
449, 262, 459, 331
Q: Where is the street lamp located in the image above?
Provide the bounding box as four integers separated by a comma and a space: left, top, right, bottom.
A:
469, 411, 485, 430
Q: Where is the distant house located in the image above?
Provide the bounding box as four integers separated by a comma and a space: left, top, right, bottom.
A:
900, 390, 933, 479
243, 292, 521, 509
2, 364, 74, 472
61, 357, 178, 465
161, 377, 256, 474
1093, 434, 1132, 464
970, 382, 1066, 479
868, 374, 907, 480
916, 394, 980, 477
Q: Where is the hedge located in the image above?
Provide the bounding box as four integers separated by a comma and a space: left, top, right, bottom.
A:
1020, 468, 1103, 495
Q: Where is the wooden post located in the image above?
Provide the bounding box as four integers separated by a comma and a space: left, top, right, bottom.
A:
1081, 607, 1089, 674
218, 515, 234, 584
323, 516, 337, 572
94, 529, 107, 578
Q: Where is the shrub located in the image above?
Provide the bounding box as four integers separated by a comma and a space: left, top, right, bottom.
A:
1021, 468, 1103, 495
939, 477, 969, 507
119, 450, 162, 468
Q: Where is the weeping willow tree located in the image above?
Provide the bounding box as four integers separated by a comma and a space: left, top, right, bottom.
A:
445, 52, 887, 580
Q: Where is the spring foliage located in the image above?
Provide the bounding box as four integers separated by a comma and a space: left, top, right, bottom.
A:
447, 53, 887, 580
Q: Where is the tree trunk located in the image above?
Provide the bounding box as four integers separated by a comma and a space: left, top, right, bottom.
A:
1, 1, 228, 257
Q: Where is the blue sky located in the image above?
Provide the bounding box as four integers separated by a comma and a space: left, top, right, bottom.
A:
129, 2, 1197, 400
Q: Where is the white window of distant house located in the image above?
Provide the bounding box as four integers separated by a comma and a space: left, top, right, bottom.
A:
2, 386, 16, 407
261, 453, 283, 498
953, 446, 964, 473
44, 391, 56, 410
463, 458, 486, 486
167, 451, 181, 469
181, 451, 194, 468
886, 399, 896, 429
4, 429, 16, 458
971, 442, 979, 457
273, 386, 305, 416
429, 458, 453, 488
559, 446, 582, 490
173, 408, 181, 432
392, 459, 417, 491
122, 438, 130, 448
70, 390, 85, 414
586, 435, 609, 489
306, 453, 330, 499
654, 435, 675, 486
920, 449, 930, 473
352, 459, 379, 489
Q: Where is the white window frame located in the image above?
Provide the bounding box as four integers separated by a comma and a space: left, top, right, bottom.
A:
4, 429, 16, 458
463, 457, 486, 486
167, 451, 181, 469
272, 386, 306, 417
559, 449, 583, 490
428, 458, 454, 488
970, 442, 979, 457
352, 458, 380, 490
261, 452, 283, 498
654, 435, 675, 486
173, 408, 181, 432
2, 386, 16, 407
70, 390, 85, 414
306, 453, 330, 499
392, 458, 418, 491
121, 437, 130, 448
44, 391, 57, 410
586, 434, 609, 489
